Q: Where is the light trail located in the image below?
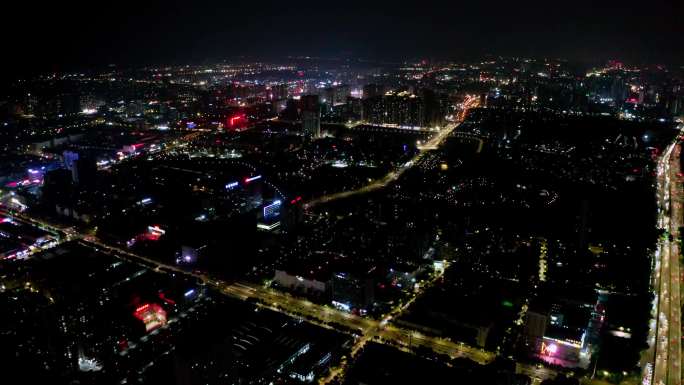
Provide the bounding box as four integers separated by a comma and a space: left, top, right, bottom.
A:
647, 124, 684, 385
7, 207, 495, 367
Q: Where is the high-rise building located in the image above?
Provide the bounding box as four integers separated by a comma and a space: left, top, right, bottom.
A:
362, 91, 420, 127
270, 84, 289, 100
323, 85, 351, 106
63, 151, 97, 186
24, 93, 38, 115
362, 84, 385, 100
301, 95, 321, 139
524, 310, 547, 350
418, 88, 444, 127
362, 89, 445, 128
125, 100, 145, 117
59, 93, 81, 116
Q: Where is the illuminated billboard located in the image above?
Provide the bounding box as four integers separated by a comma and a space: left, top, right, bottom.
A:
538, 335, 585, 366
263, 200, 282, 219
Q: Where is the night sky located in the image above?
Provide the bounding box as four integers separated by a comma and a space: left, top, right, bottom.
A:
4, 0, 683, 74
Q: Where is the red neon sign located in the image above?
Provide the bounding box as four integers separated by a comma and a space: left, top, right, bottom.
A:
158, 292, 176, 305
228, 113, 247, 128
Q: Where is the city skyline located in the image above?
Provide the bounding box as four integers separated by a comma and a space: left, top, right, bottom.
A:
1, 3, 684, 384
2, 0, 683, 78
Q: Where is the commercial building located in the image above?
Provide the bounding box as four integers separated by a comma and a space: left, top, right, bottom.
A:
330, 271, 375, 314
133, 303, 168, 333
274, 269, 327, 293
62, 150, 97, 186
523, 295, 599, 368
257, 199, 283, 232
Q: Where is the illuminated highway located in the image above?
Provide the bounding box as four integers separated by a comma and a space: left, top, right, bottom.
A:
94, 130, 206, 171
75, 237, 500, 368
647, 125, 684, 385
3, 191, 563, 383
0, 104, 570, 383
0, 214, 493, 367
221, 277, 496, 366
0, 208, 496, 368
306, 95, 480, 208
516, 363, 557, 385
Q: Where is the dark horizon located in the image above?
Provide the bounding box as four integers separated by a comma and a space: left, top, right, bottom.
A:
3, 0, 683, 77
